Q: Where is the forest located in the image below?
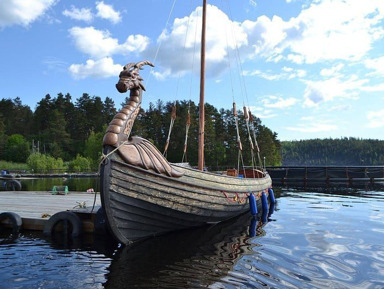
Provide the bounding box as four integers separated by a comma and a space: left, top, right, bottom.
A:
0, 94, 281, 172
2, 94, 383, 172
282, 138, 384, 166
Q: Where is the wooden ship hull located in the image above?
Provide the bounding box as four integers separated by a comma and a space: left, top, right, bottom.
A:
100, 145, 272, 245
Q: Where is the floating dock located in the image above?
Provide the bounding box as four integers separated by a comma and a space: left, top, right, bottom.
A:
0, 191, 102, 236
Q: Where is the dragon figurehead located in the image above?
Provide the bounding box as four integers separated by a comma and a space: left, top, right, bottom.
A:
115, 61, 154, 94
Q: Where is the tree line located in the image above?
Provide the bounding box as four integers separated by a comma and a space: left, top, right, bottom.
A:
0, 94, 282, 171
281, 138, 384, 166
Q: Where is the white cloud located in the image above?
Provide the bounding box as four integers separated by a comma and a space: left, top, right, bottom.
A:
285, 0, 384, 64
96, 1, 121, 24
131, 1, 384, 79
68, 27, 149, 79
365, 56, 384, 76
249, 106, 278, 119
244, 66, 306, 80
287, 54, 305, 64
244, 69, 282, 80
151, 4, 248, 78
262, 96, 298, 109
69, 27, 118, 58
68, 57, 121, 79
68, 26, 149, 58
367, 109, 384, 128
320, 63, 344, 77
303, 75, 368, 107
151, 69, 171, 81
0, 0, 56, 28
283, 66, 306, 79
242, 15, 287, 59
63, 5, 93, 22
243, 0, 384, 64
119, 34, 150, 54
286, 122, 338, 133
329, 104, 352, 111
361, 83, 384, 92
43, 57, 67, 73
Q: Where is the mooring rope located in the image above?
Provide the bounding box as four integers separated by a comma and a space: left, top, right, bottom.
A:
91, 138, 131, 214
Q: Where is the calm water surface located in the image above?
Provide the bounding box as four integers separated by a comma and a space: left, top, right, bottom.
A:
1, 188, 383, 288
3, 177, 100, 192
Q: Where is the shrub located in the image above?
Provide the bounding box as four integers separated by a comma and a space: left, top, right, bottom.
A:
68, 155, 91, 172
27, 153, 65, 173
0, 160, 29, 172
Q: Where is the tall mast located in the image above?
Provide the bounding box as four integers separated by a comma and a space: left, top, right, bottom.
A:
198, 0, 207, 171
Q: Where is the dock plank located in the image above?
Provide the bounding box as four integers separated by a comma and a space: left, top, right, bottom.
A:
0, 191, 101, 220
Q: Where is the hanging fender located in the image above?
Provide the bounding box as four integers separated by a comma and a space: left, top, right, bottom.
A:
261, 192, 268, 215
0, 212, 22, 235
268, 187, 276, 204
43, 211, 83, 238
248, 193, 258, 216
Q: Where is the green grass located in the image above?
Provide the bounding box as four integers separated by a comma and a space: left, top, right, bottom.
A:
0, 160, 29, 171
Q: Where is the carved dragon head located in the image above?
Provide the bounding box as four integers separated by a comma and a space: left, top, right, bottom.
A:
116, 60, 154, 93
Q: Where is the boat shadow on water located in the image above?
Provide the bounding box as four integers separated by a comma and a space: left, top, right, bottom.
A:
103, 202, 275, 288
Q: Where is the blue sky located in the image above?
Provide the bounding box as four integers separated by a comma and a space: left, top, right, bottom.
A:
0, 0, 384, 141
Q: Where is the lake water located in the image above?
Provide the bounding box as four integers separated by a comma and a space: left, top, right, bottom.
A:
2, 177, 100, 192
1, 188, 383, 288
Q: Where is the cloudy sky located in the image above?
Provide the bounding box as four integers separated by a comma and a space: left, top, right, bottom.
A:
0, 0, 383, 141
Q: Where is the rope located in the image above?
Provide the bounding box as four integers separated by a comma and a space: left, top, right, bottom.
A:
243, 105, 257, 177
222, 191, 248, 204
145, 0, 177, 90
233, 102, 246, 175
163, 1, 195, 157
91, 137, 131, 214
222, 0, 258, 177
182, 105, 191, 163
249, 111, 263, 169
163, 103, 177, 156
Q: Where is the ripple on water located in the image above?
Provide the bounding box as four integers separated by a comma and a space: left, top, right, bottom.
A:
1, 189, 384, 288
0, 233, 112, 289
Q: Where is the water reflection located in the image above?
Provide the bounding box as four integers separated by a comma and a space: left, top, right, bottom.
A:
2, 188, 383, 288
104, 210, 272, 288
0, 231, 115, 289
16, 177, 99, 192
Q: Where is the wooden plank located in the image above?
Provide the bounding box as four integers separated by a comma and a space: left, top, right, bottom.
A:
0, 191, 101, 220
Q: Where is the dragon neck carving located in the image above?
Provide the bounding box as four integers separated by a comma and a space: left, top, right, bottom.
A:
103, 61, 153, 147
103, 60, 183, 178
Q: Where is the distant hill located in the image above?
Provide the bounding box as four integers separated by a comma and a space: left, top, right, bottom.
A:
281, 138, 384, 166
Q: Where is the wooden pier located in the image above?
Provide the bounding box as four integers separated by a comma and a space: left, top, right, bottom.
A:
0, 190, 102, 235
267, 166, 384, 187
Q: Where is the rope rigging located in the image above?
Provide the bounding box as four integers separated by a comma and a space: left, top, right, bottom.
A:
249, 110, 263, 170
149, 0, 265, 174
163, 102, 177, 156
223, 0, 265, 175
161, 0, 196, 160
182, 104, 191, 163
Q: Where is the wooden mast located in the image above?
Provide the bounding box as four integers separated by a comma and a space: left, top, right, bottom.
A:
198, 0, 207, 171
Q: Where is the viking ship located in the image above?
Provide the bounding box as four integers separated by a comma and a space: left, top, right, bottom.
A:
100, 0, 273, 245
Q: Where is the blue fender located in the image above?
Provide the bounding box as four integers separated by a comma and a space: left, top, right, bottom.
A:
268, 188, 276, 204
249, 217, 258, 237
248, 193, 258, 216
